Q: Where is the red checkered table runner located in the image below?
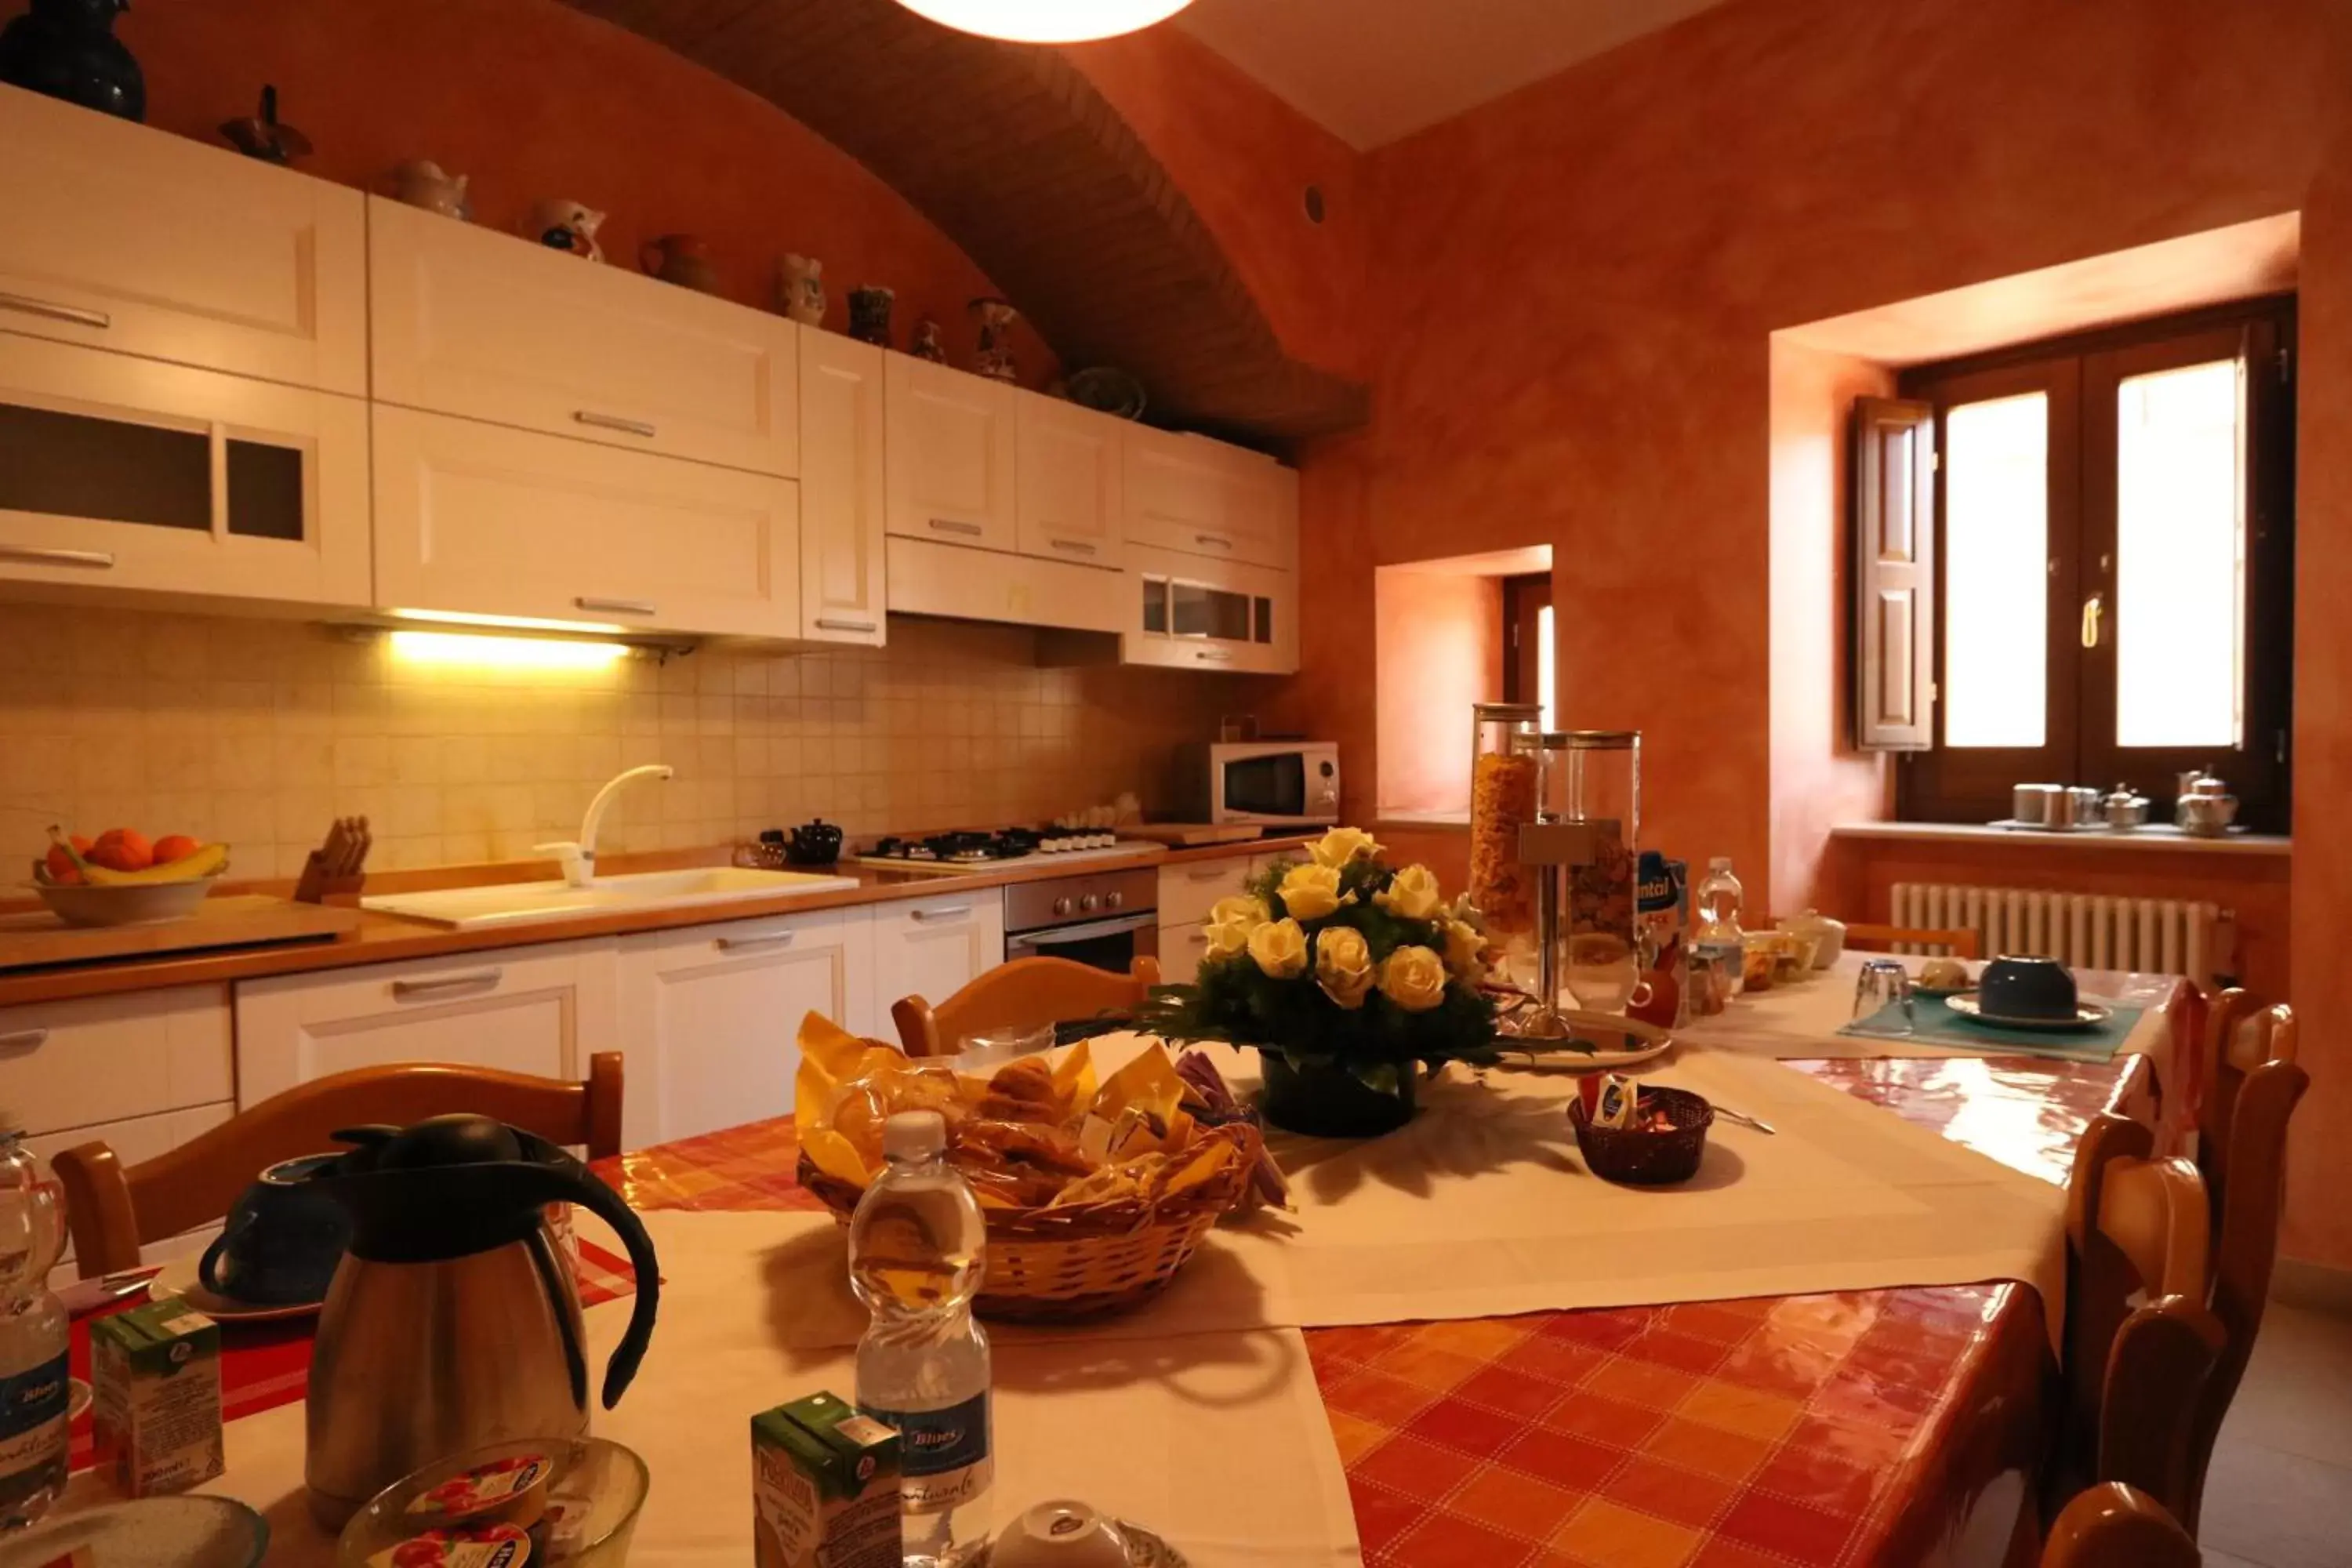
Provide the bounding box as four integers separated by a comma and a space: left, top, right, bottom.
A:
595, 1051, 2144, 1568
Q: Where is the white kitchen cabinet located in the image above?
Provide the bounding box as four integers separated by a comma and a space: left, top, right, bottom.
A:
870, 891, 1006, 1030
0, 88, 366, 394
797, 329, 887, 646
1123, 425, 1288, 569
1155, 855, 1259, 985
615, 910, 872, 1145
1015, 396, 1124, 570
372, 404, 801, 639
234, 941, 619, 1107
1125, 543, 1298, 675
0, 332, 370, 606
368, 198, 798, 477
885, 357, 1017, 552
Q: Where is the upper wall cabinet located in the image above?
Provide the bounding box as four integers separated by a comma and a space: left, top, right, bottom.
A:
1016, 396, 1124, 570
368, 198, 799, 477
884, 357, 1017, 552
1123, 426, 1288, 570
0, 89, 365, 394
372, 405, 801, 640
798, 329, 887, 647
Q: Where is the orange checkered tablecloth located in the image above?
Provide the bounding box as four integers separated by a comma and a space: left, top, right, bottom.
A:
594, 1054, 2133, 1568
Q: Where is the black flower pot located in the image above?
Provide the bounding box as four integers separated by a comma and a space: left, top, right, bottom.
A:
1257, 1052, 1417, 1138
0, 0, 145, 122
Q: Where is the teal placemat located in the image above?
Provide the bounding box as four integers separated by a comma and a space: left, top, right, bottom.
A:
1838, 993, 2140, 1063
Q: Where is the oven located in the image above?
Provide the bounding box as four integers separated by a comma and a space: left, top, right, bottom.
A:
1003, 867, 1158, 975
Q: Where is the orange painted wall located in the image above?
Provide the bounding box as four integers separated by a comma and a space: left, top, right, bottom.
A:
1373, 570, 1501, 815
113, 0, 1056, 383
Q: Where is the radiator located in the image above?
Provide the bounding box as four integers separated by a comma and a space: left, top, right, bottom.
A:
1888, 883, 2230, 985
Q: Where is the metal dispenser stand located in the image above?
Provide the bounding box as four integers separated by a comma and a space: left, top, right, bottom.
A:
1494, 818, 1597, 1040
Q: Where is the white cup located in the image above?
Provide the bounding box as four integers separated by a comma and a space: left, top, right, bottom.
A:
988, 1500, 1131, 1568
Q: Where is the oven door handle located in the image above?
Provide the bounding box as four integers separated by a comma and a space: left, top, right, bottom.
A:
1015, 911, 1158, 947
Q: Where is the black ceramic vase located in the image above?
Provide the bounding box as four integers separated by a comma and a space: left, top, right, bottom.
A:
1257, 1052, 1418, 1138
0, 0, 145, 122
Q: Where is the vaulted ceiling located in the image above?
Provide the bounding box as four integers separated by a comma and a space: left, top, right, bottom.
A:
565, 0, 1367, 441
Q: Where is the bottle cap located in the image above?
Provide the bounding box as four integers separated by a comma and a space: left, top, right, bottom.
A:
1708, 856, 1733, 871
883, 1110, 946, 1161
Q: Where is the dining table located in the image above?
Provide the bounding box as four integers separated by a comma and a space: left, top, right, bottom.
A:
599, 978, 2176, 1568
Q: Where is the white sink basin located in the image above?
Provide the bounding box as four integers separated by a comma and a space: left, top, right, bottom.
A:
363, 866, 861, 931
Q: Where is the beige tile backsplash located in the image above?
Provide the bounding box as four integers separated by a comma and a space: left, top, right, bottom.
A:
0, 604, 1264, 880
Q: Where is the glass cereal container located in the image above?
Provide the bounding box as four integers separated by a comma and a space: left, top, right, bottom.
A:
1467, 703, 1544, 981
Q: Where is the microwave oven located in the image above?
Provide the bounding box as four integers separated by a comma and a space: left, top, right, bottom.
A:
1179, 742, 1341, 826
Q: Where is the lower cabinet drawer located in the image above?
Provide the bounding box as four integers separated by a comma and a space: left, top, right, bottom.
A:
27, 1101, 232, 1284
0, 985, 233, 1138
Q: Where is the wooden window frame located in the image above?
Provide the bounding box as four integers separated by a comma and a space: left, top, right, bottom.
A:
1501, 572, 1551, 710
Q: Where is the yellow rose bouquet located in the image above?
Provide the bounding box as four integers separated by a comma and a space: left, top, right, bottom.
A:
1136, 828, 1503, 1134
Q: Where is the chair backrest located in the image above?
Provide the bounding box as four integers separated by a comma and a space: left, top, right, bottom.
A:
2041, 1483, 2199, 1568
1842, 921, 1983, 960
891, 956, 1160, 1059
2060, 1112, 2225, 1520
53, 1054, 624, 1279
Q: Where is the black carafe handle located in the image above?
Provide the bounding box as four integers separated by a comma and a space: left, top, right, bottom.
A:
505, 1134, 662, 1410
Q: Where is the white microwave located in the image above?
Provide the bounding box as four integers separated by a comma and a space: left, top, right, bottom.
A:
1181, 742, 1341, 826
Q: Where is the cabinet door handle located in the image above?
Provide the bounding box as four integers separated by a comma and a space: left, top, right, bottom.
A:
1050, 539, 1098, 556
1194, 533, 1233, 550
0, 1029, 49, 1053
927, 517, 984, 537
576, 596, 658, 617
0, 292, 109, 331
1186, 866, 1231, 881
391, 967, 503, 999
573, 409, 657, 438
909, 905, 972, 923
0, 545, 114, 570
815, 616, 878, 633
717, 930, 796, 952
2081, 592, 2104, 649
1194, 648, 1234, 663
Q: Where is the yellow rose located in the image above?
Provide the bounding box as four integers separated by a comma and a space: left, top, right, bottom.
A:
1379, 945, 1448, 1012
1308, 827, 1385, 869
1248, 917, 1309, 980
1203, 895, 1269, 958
1439, 917, 1490, 980
1374, 863, 1446, 923
1314, 925, 1374, 1009
1278, 862, 1347, 921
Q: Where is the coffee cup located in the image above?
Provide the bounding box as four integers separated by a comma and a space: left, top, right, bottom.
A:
1977, 955, 2079, 1021
989, 1501, 1131, 1568
197, 1152, 350, 1305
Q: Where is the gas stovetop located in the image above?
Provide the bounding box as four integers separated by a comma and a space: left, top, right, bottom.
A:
849, 827, 1143, 874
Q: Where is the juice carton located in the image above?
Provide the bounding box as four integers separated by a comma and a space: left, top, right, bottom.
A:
753, 1391, 902, 1568
89, 1296, 223, 1497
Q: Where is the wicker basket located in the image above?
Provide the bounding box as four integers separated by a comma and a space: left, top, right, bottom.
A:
1568, 1086, 1714, 1185
795, 1122, 1260, 1323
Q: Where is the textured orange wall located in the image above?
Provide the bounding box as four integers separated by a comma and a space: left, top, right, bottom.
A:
114, 0, 1056, 383
1373, 570, 1502, 815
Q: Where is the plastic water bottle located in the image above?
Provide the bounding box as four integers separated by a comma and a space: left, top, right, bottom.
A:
851, 1112, 993, 1568
0, 1116, 67, 1528
1692, 856, 1747, 1001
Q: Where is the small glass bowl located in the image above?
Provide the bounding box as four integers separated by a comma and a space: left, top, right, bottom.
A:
337, 1436, 648, 1567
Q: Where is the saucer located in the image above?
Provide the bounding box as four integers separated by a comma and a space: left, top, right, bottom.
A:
146, 1253, 322, 1323
1946, 993, 2113, 1031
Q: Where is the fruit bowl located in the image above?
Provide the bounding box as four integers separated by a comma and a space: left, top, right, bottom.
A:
30, 875, 220, 927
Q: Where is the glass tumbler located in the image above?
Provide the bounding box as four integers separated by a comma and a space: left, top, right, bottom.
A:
1851, 959, 1915, 1033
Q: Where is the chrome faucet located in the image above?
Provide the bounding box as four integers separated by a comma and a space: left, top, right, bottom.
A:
537, 764, 673, 887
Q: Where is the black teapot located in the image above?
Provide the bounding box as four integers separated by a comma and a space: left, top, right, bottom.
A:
779, 818, 844, 866
0, 0, 143, 121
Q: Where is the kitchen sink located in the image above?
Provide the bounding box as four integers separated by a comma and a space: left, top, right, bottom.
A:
362, 866, 861, 931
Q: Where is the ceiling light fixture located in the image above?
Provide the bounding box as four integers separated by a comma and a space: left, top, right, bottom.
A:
891, 0, 1196, 44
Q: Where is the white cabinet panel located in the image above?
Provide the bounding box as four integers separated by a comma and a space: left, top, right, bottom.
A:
871, 892, 1005, 1033
0, 985, 233, 1138
885, 357, 1017, 552
1016, 397, 1123, 569
369, 198, 798, 476
798, 329, 887, 646
0, 333, 370, 606
1157, 857, 1256, 934
28, 1102, 233, 1285
616, 911, 872, 1145
234, 941, 619, 1107
372, 404, 801, 639
0, 89, 366, 394
1123, 426, 1287, 568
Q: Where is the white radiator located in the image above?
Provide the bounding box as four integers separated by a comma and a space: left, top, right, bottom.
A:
1889, 883, 2230, 985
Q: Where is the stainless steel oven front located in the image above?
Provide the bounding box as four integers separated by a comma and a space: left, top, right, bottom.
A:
1003, 866, 1158, 975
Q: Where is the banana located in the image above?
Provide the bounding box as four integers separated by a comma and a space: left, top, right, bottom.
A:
47, 829, 228, 886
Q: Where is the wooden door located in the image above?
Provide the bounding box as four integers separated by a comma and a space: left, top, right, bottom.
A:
1016, 397, 1124, 568
884, 357, 1017, 551
797, 329, 887, 645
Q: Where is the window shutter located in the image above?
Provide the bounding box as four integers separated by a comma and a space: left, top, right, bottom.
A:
1852, 397, 1936, 750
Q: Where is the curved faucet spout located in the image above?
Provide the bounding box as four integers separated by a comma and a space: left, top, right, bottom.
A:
546, 764, 673, 887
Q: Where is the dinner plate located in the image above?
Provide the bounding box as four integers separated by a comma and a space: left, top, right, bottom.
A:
1945, 992, 2114, 1030
146, 1254, 322, 1323
1501, 1012, 1674, 1072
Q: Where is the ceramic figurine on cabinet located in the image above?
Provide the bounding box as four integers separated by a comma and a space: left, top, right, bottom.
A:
848, 285, 895, 347
389, 159, 470, 220
641, 234, 720, 294
0, 0, 143, 120
220, 84, 310, 163
523, 198, 605, 262
971, 296, 1018, 382
911, 316, 946, 363
777, 254, 826, 326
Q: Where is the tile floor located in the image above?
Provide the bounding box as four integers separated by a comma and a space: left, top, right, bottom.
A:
2200, 1302, 2352, 1567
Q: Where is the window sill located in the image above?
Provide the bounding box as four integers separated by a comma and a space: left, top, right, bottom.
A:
1374, 811, 1469, 831
1831, 821, 2289, 858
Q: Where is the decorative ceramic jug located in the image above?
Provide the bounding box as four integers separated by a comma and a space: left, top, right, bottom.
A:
641, 233, 720, 294
522, 198, 604, 263
389, 159, 470, 220
777, 253, 826, 326
971, 296, 1018, 382
848, 285, 895, 347
0, 0, 143, 120
911, 317, 946, 363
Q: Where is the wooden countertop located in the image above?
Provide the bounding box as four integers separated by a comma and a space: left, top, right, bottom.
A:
0, 834, 1313, 1009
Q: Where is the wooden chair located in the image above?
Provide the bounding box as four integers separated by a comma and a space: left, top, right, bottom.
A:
53, 1054, 624, 1279
2041, 1483, 2199, 1568
891, 956, 1161, 1059
2053, 1112, 2225, 1523
1842, 921, 1982, 960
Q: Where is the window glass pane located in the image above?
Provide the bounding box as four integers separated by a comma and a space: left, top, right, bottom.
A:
1171, 583, 1250, 641
0, 403, 209, 530
226, 439, 304, 541
1142, 579, 1166, 633
1944, 392, 2048, 748
2115, 358, 2244, 748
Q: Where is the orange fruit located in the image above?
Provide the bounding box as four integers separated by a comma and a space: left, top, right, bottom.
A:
151, 834, 201, 864
88, 828, 154, 873
41, 844, 82, 885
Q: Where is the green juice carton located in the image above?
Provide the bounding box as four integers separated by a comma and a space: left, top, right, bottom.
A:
752, 1390, 902, 1568
89, 1297, 223, 1497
